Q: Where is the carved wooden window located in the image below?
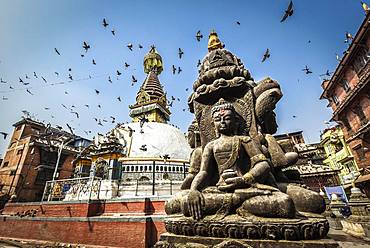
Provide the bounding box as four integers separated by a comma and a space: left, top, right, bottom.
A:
332, 94, 339, 105
355, 147, 365, 160
351, 104, 367, 125
339, 78, 351, 92
353, 47, 369, 73
2, 161, 9, 167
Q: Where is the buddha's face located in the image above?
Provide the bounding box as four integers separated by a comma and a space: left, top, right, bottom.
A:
213, 109, 235, 135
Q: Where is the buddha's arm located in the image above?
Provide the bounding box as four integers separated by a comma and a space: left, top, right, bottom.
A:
241, 137, 270, 184
190, 143, 214, 191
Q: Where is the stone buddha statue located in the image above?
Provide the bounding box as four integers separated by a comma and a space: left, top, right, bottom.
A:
166, 98, 296, 220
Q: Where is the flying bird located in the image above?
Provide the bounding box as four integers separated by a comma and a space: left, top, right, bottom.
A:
172, 65, 176, 74
19, 77, 24, 83
117, 70, 122, 76
178, 67, 182, 74
26, 89, 34, 95
110, 116, 116, 123
0, 78, 6, 83
139, 144, 147, 151
131, 75, 137, 83
280, 1, 293, 23
236, 21, 241, 25
178, 48, 184, 59
66, 123, 74, 134
71, 111, 79, 119
2, 96, 8, 100
102, 18, 109, 28
117, 96, 122, 102
197, 60, 201, 67
68, 74, 73, 80
33, 72, 38, 78
127, 126, 135, 137
139, 116, 149, 128
124, 62, 130, 68
127, 43, 133, 51
0, 132, 8, 139
54, 48, 61, 55
302, 65, 312, 74
54, 72, 59, 76
292, 115, 297, 118
196, 30, 203, 42
319, 70, 331, 77
95, 89, 100, 95
111, 29, 115, 36
138, 44, 143, 49
83, 41, 91, 52
25, 74, 29, 79
84, 104, 89, 108
108, 76, 113, 83
92, 59, 96, 65
98, 104, 101, 108
261, 48, 270, 62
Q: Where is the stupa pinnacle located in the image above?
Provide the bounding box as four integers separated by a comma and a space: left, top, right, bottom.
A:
129, 46, 170, 123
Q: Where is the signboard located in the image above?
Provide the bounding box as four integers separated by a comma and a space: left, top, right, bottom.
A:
324, 186, 348, 202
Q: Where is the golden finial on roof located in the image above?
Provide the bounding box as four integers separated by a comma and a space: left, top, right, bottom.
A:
208, 30, 224, 51
143, 45, 163, 75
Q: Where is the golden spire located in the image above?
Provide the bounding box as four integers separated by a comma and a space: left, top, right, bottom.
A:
208, 30, 224, 51
143, 45, 163, 75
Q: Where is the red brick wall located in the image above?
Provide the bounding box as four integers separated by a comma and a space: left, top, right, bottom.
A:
0, 217, 166, 248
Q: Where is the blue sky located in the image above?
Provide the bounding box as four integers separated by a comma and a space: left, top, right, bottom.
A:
0, 0, 366, 155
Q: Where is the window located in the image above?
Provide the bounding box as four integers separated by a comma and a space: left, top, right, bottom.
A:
332, 94, 339, 105
340, 78, 351, 92
10, 170, 16, 176
17, 149, 23, 155
353, 46, 369, 73
2, 161, 9, 167
355, 147, 365, 160
140, 166, 143, 171
16, 125, 22, 131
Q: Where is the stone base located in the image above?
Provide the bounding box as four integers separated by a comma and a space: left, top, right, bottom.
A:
155, 233, 339, 248
164, 214, 330, 240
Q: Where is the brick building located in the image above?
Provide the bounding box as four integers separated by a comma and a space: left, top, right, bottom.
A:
0, 118, 90, 202
274, 131, 341, 192
320, 13, 370, 195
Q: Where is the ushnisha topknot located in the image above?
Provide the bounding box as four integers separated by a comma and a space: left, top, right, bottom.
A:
211, 98, 234, 115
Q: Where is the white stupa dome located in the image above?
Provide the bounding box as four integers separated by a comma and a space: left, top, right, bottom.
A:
117, 122, 191, 160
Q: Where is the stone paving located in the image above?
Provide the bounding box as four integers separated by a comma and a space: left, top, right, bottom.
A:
328, 229, 370, 248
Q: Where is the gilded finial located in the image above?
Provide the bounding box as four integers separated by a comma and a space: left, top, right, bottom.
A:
143, 45, 163, 75
208, 30, 224, 51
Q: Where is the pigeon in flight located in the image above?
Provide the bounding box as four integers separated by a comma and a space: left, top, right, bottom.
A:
138, 44, 143, 49
319, 70, 331, 77
111, 29, 115, 36
0, 132, 8, 139
68, 74, 73, 80
127, 43, 133, 51
302, 65, 312, 74
236, 21, 241, 25
92, 59, 96, 65
124, 62, 130, 68
102, 18, 109, 28
280, 1, 293, 23
132, 75, 137, 83
196, 30, 203, 42
33, 72, 38, 78
26, 89, 34, 95
178, 67, 182, 74
41, 77, 47, 83
197, 60, 201, 67
172, 65, 176, 74
117, 96, 122, 102
139, 144, 147, 151
83, 41, 91, 52
117, 70, 122, 76
178, 48, 184, 59
108, 76, 113, 83
261, 48, 270, 62
54, 48, 61, 55
95, 89, 100, 95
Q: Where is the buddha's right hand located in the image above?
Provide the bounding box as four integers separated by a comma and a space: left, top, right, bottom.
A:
187, 190, 204, 220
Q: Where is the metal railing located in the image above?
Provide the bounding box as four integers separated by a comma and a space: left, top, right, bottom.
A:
41, 177, 102, 202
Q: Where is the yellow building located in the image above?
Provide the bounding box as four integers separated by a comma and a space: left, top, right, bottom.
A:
321, 126, 360, 186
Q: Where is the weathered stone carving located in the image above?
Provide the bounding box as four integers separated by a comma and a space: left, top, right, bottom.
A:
160, 32, 328, 245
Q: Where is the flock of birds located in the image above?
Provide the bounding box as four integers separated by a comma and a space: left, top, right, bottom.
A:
0, 1, 368, 142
